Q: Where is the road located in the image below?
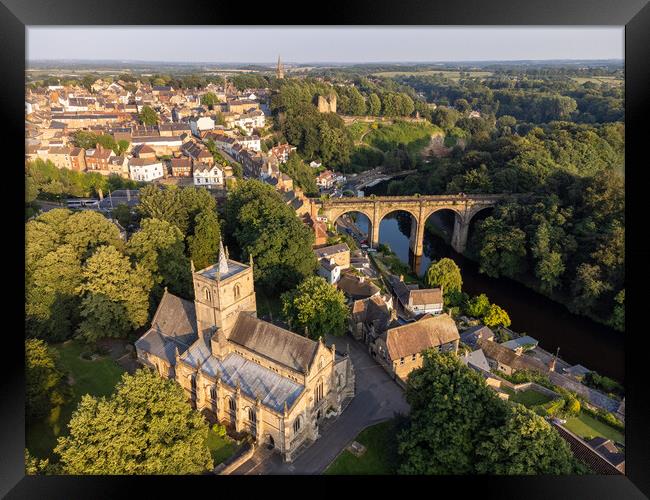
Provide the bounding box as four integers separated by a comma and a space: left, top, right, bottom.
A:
231, 335, 409, 475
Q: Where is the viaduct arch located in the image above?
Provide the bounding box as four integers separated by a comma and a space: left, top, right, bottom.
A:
316, 194, 509, 255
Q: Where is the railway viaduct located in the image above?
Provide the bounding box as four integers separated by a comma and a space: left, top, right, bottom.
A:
316, 194, 511, 255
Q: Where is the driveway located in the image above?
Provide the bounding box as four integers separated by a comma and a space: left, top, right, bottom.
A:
231, 335, 409, 475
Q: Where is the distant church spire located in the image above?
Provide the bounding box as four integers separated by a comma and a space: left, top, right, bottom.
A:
218, 239, 229, 276
276, 54, 284, 80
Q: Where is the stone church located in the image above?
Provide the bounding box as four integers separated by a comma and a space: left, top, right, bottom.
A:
135, 243, 355, 462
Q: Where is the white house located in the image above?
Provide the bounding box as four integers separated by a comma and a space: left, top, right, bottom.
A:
318, 258, 342, 285
189, 116, 216, 136
310, 161, 322, 169
238, 135, 261, 152
128, 158, 164, 182
193, 163, 224, 188
233, 110, 266, 132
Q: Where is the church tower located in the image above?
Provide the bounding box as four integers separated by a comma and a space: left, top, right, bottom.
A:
276, 55, 285, 80
192, 241, 257, 337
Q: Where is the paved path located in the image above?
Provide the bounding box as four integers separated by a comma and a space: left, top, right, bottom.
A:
231, 336, 409, 475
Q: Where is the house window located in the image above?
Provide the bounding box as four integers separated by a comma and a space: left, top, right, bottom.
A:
293, 416, 301, 434
411, 354, 417, 361
400, 358, 405, 365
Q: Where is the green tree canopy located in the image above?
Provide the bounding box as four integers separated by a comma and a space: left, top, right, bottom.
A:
26, 339, 69, 421
225, 180, 317, 293
475, 404, 583, 474
139, 105, 159, 126
482, 303, 512, 329
127, 218, 192, 299
424, 258, 463, 295
76, 245, 153, 342
187, 209, 221, 271
281, 276, 349, 339
55, 369, 213, 474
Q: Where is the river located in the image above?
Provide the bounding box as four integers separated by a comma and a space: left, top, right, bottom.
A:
346, 207, 624, 384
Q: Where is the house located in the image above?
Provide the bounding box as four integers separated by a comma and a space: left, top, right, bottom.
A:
310, 161, 322, 169
45, 147, 73, 170
130, 135, 184, 156
478, 339, 549, 376
501, 335, 539, 354
302, 213, 328, 247
85, 144, 115, 173
135, 244, 355, 463
232, 110, 265, 132
193, 163, 224, 188
170, 157, 192, 177
227, 99, 260, 114
460, 348, 491, 373
562, 364, 592, 382
370, 313, 459, 386
349, 294, 393, 343
387, 275, 443, 317
336, 272, 380, 302
314, 243, 350, 270
317, 258, 342, 285
181, 140, 214, 166
69, 147, 86, 172
551, 422, 623, 475
107, 155, 130, 178
268, 143, 296, 164
131, 144, 157, 159
459, 325, 495, 349
128, 157, 164, 182
237, 134, 261, 152
586, 437, 625, 472
190, 116, 216, 136
316, 170, 336, 190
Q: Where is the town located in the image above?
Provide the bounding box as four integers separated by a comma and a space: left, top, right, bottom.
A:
25, 46, 625, 476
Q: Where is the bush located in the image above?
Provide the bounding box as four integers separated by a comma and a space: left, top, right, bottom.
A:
212, 424, 227, 438
582, 406, 625, 432
584, 372, 624, 398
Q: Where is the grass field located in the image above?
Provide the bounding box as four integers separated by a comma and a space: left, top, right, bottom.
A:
564, 411, 625, 445
372, 70, 493, 80
503, 388, 554, 408
570, 76, 623, 85
26, 340, 126, 460
206, 429, 238, 465
364, 121, 442, 155
325, 420, 399, 475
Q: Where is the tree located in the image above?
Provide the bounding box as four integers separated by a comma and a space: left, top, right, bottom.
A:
425, 258, 463, 295
465, 293, 491, 319
25, 449, 50, 475
26, 339, 68, 421
609, 289, 624, 331
26, 244, 82, 341
187, 210, 221, 271
476, 217, 527, 279
432, 106, 461, 129
280, 152, 318, 195
116, 139, 131, 156
475, 404, 583, 474
55, 369, 213, 474
281, 276, 349, 339
368, 93, 382, 116
397, 351, 507, 474
62, 210, 124, 259
200, 92, 220, 108
483, 303, 511, 329
127, 218, 192, 299
139, 105, 159, 126
76, 245, 153, 342
225, 180, 317, 293
112, 203, 132, 229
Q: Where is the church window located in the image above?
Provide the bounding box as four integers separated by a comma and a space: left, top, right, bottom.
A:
248, 408, 256, 423
315, 380, 324, 403
228, 397, 236, 412
234, 284, 241, 299
293, 416, 301, 434
204, 288, 211, 303
210, 386, 217, 401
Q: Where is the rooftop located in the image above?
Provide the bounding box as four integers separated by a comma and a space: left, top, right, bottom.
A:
198, 259, 248, 281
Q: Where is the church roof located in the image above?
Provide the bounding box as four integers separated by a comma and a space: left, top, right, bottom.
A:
135, 290, 198, 365
201, 352, 304, 413
228, 313, 318, 373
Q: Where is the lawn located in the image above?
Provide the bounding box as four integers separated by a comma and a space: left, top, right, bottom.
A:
26, 340, 125, 460
564, 411, 625, 445
509, 389, 554, 408
205, 428, 238, 465
325, 420, 399, 475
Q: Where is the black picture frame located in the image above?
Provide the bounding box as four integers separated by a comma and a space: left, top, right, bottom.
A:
2, 1, 648, 497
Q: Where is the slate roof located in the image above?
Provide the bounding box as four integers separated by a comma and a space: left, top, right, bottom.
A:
478, 339, 549, 374
337, 273, 380, 300
314, 243, 350, 260
200, 352, 305, 412
134, 291, 198, 365
383, 313, 459, 360
460, 325, 495, 349
551, 422, 623, 474
228, 313, 318, 374
461, 349, 491, 373
501, 335, 539, 351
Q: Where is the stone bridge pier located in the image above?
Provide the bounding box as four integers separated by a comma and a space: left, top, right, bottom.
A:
318, 194, 504, 257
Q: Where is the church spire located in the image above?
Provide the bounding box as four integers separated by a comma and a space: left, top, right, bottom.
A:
276, 54, 284, 80
218, 239, 229, 276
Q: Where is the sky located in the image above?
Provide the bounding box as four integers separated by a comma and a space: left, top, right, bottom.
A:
27, 27, 624, 64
